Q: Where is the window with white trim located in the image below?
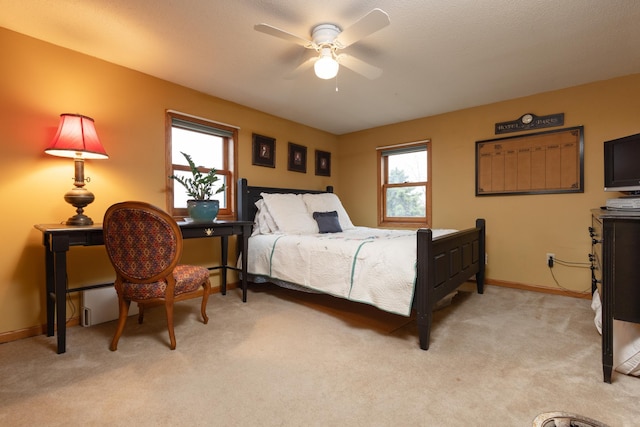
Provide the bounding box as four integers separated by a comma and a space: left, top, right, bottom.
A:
378, 141, 431, 227
166, 111, 237, 219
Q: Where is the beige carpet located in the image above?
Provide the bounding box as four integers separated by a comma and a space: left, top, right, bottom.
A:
1, 284, 638, 426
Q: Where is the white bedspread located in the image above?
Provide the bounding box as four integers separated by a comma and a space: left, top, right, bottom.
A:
246, 227, 456, 316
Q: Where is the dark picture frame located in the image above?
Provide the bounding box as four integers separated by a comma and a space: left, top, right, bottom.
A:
315, 150, 331, 176
252, 133, 276, 168
476, 126, 584, 196
287, 142, 307, 173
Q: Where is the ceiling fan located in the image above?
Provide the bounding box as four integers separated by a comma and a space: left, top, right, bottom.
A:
254, 8, 390, 80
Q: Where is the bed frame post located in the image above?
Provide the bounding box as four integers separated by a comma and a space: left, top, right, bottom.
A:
236, 178, 250, 259
416, 228, 433, 350
475, 218, 486, 294
237, 178, 249, 222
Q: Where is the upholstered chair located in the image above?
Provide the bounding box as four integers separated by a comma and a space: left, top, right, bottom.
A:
103, 201, 211, 350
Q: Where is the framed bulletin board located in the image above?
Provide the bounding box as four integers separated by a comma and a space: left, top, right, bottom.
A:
476, 126, 584, 196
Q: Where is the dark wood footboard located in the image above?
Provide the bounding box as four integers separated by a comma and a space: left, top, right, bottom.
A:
415, 218, 486, 350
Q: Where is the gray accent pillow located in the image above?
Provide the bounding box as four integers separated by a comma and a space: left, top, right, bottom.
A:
312, 211, 342, 233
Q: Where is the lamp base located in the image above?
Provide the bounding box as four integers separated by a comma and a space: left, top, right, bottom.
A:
65, 214, 94, 226
64, 187, 95, 226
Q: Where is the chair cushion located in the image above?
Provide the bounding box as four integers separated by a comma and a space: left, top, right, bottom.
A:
122, 264, 209, 300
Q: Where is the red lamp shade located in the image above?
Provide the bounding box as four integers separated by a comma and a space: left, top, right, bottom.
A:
45, 114, 109, 159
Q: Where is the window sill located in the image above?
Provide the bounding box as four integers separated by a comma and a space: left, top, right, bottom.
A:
379, 220, 430, 229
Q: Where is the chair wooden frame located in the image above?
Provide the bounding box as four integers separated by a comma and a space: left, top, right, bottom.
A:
103, 201, 211, 350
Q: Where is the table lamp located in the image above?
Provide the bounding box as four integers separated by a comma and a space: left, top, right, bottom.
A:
45, 114, 109, 226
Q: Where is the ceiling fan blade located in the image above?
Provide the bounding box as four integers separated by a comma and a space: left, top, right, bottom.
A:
338, 54, 383, 80
285, 55, 317, 79
335, 8, 390, 48
254, 23, 314, 48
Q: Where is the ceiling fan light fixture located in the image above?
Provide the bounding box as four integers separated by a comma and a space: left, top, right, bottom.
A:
314, 48, 339, 80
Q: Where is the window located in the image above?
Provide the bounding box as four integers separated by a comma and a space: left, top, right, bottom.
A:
166, 111, 237, 219
377, 141, 431, 227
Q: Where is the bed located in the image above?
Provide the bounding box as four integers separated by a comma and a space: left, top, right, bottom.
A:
237, 178, 486, 350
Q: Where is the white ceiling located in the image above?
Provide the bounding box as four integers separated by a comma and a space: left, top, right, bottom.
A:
2, 0, 640, 135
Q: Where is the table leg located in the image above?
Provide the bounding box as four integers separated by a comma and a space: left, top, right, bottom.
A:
241, 227, 249, 303
220, 235, 228, 295
54, 250, 68, 354
44, 237, 55, 337
602, 279, 613, 383
602, 311, 613, 383
47, 233, 70, 354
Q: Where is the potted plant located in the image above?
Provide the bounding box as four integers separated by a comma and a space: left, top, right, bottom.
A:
169, 152, 225, 222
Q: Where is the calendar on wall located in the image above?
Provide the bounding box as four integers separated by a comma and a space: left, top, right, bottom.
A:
475, 126, 584, 196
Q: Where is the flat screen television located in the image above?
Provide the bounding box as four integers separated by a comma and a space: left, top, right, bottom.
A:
604, 133, 640, 194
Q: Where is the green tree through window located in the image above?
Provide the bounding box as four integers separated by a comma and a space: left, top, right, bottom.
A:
386, 168, 425, 217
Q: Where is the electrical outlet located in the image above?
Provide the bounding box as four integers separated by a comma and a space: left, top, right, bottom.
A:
546, 253, 555, 268
485, 253, 488, 266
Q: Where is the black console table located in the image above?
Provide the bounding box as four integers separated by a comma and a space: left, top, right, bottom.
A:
34, 220, 252, 354
590, 209, 640, 383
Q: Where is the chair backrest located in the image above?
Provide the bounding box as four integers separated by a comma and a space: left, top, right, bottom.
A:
103, 201, 183, 284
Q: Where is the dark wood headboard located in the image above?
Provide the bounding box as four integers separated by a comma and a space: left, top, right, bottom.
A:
237, 178, 334, 223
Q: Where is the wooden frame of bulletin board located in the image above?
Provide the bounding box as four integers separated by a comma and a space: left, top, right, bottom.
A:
476, 126, 584, 196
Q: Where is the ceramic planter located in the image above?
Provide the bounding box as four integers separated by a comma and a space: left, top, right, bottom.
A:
187, 200, 219, 222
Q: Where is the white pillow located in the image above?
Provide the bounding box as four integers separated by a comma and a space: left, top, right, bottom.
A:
302, 193, 355, 230
260, 193, 318, 234
251, 199, 279, 236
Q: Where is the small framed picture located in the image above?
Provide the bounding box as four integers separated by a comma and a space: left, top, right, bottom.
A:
315, 150, 331, 176
252, 133, 276, 168
288, 142, 307, 173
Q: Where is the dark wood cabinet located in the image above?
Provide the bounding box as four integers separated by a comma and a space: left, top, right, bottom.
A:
590, 209, 640, 383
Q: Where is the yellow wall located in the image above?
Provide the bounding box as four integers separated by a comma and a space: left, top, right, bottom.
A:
0, 27, 337, 337
337, 74, 640, 292
2, 25, 640, 341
